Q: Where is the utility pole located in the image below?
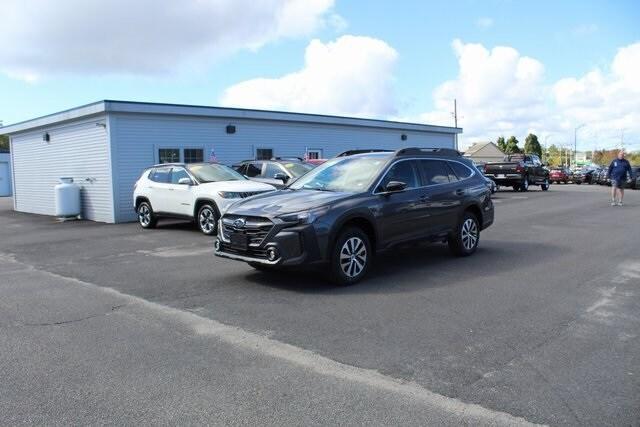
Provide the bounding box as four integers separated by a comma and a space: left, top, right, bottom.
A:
453, 99, 458, 151
574, 124, 585, 169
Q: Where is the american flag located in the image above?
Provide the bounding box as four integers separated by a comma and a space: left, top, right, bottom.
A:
209, 148, 217, 163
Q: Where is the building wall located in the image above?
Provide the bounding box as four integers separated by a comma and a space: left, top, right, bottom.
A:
10, 115, 114, 222
0, 152, 12, 197
110, 112, 455, 222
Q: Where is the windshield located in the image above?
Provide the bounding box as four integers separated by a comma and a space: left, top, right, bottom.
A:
282, 162, 315, 177
289, 155, 388, 193
187, 163, 246, 183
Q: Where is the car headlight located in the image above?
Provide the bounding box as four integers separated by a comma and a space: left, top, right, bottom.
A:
278, 207, 328, 225
218, 191, 242, 199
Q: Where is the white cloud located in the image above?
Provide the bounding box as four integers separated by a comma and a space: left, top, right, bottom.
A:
220, 35, 398, 117
0, 0, 336, 81
420, 39, 547, 148
476, 17, 494, 30
552, 42, 640, 148
420, 40, 640, 151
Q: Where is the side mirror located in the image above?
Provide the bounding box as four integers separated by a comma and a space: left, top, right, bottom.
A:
384, 181, 407, 193
273, 173, 289, 182
178, 177, 193, 185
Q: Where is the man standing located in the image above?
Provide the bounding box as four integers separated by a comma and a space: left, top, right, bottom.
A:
607, 150, 632, 206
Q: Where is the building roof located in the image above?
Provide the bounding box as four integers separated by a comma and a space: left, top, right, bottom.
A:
464, 141, 502, 155
0, 100, 462, 136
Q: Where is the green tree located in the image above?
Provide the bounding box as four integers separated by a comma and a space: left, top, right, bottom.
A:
504, 136, 522, 154
524, 133, 542, 157
496, 136, 506, 153
0, 134, 8, 152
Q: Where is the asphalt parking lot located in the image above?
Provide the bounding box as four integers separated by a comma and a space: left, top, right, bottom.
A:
1, 184, 638, 426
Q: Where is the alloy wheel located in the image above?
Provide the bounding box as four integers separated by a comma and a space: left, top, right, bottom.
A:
199, 207, 216, 233
138, 205, 151, 226
339, 237, 367, 278
461, 218, 478, 251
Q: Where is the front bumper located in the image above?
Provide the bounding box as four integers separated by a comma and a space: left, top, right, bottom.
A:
214, 217, 325, 267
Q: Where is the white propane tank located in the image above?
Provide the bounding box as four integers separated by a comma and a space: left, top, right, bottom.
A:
55, 177, 81, 218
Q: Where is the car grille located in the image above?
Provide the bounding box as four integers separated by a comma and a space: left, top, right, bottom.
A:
220, 215, 274, 247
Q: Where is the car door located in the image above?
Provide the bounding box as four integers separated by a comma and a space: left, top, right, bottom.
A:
168, 167, 195, 216
147, 166, 172, 213
418, 159, 463, 234
376, 160, 426, 245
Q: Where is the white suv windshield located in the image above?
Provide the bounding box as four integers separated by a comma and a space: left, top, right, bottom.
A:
289, 156, 388, 193
187, 164, 246, 183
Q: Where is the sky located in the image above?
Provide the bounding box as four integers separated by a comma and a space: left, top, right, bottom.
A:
0, 0, 639, 151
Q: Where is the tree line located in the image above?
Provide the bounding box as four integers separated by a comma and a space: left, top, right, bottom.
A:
0, 134, 8, 152
492, 133, 639, 167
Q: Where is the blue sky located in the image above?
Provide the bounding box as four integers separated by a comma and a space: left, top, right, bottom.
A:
1, 0, 639, 149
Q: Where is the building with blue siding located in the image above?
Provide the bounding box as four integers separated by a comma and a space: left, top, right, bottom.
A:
0, 100, 461, 223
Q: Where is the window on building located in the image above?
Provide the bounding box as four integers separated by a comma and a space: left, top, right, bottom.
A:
184, 148, 204, 164
307, 149, 322, 160
256, 148, 273, 160
158, 148, 180, 164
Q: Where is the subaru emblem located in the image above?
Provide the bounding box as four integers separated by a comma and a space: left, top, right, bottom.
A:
233, 218, 246, 229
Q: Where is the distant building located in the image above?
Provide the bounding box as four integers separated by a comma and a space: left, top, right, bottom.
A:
463, 141, 504, 165
0, 150, 11, 197
0, 100, 461, 223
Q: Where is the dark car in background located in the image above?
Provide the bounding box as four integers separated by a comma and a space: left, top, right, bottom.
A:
597, 168, 611, 186
484, 154, 550, 191
627, 166, 640, 189
233, 158, 316, 189
216, 148, 494, 285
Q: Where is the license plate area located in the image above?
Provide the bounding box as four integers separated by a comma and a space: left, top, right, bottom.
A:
496, 174, 506, 178
229, 232, 249, 250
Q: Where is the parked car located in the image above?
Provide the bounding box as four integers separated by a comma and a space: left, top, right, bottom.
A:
549, 168, 570, 184
215, 147, 494, 285
472, 162, 498, 194
597, 168, 611, 186
483, 154, 550, 191
134, 163, 276, 235
571, 169, 584, 184
581, 168, 599, 184
627, 166, 640, 189
233, 158, 316, 189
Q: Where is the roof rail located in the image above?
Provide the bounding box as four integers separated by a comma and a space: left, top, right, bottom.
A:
336, 149, 393, 157
149, 162, 185, 168
271, 156, 305, 161
394, 147, 461, 157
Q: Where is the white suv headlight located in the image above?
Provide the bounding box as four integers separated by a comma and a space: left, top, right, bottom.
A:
218, 191, 242, 199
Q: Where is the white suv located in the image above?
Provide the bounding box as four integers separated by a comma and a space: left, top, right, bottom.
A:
133, 163, 276, 235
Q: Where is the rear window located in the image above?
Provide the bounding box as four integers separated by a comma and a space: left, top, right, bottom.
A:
449, 161, 473, 180
149, 168, 171, 183
418, 160, 451, 185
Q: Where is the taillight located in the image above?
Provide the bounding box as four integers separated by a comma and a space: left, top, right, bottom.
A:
483, 164, 488, 173
515, 163, 524, 173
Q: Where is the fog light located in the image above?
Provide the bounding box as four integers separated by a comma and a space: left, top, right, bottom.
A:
267, 247, 278, 261
214, 239, 221, 251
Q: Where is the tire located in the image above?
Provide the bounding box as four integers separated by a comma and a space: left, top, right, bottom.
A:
448, 211, 480, 257
541, 178, 549, 191
197, 203, 218, 235
328, 227, 371, 286
576, 181, 582, 185
520, 176, 529, 192
137, 201, 157, 229
512, 185, 520, 192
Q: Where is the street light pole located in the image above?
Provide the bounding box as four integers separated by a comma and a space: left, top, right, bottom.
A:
574, 124, 585, 168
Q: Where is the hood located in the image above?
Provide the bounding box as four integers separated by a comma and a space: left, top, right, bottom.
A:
225, 189, 353, 217
198, 180, 275, 192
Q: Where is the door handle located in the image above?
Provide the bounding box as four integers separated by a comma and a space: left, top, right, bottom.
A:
419, 194, 430, 200
455, 189, 465, 196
